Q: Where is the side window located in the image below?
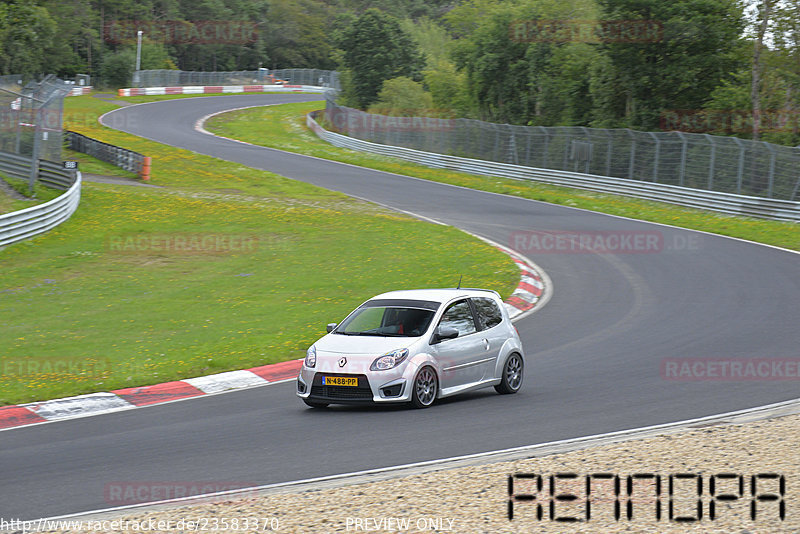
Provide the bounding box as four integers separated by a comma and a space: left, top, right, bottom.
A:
473, 297, 503, 329
439, 300, 477, 336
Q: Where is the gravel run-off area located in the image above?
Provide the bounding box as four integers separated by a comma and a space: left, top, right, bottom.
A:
37, 412, 799, 534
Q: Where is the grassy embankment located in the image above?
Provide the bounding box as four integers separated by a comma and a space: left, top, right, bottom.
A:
0, 94, 518, 406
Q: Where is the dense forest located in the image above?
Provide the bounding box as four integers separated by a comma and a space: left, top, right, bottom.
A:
0, 0, 797, 144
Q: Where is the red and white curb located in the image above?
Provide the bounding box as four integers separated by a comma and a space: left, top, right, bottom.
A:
503, 249, 546, 319
0, 249, 548, 432
0, 360, 303, 431
68, 86, 93, 96
117, 84, 326, 97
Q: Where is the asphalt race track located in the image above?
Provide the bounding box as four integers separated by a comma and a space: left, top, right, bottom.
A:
2, 94, 798, 520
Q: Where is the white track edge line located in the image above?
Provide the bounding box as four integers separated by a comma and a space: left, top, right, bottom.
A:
36, 395, 800, 523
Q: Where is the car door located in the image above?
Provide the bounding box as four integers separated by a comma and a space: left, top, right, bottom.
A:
470, 296, 506, 381
432, 299, 490, 391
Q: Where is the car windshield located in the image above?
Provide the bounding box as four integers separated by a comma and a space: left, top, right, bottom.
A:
336, 306, 436, 337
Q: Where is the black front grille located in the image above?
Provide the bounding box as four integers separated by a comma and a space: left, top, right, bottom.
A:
309, 373, 373, 402
311, 385, 373, 399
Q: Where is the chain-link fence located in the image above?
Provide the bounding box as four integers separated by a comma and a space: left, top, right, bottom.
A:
326, 99, 800, 201
0, 75, 72, 163
134, 69, 339, 89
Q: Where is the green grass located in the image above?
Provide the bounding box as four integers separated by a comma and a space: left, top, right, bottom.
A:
0, 171, 63, 214
63, 148, 139, 179
205, 101, 800, 251
0, 183, 19, 214
0, 95, 518, 406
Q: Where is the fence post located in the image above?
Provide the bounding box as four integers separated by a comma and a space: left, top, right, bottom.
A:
493, 124, 501, 162
627, 129, 636, 178
764, 142, 776, 198
538, 127, 549, 168
605, 130, 613, 177
28, 108, 43, 195
791, 175, 800, 201
524, 129, 532, 166
507, 126, 519, 165
580, 127, 591, 173
648, 131, 659, 182
734, 137, 745, 194
677, 131, 687, 186
705, 134, 715, 190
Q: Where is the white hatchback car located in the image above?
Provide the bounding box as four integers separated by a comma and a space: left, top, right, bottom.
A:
296, 288, 525, 408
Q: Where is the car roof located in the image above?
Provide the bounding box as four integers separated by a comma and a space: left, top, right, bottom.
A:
369, 288, 500, 304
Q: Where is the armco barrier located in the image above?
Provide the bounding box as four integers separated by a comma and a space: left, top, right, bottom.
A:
118, 84, 326, 96
0, 170, 81, 248
65, 131, 150, 180
307, 111, 800, 222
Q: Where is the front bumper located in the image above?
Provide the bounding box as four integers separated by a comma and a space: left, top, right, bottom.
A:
296, 367, 410, 404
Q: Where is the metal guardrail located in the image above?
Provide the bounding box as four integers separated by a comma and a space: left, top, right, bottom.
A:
326, 100, 800, 203
0, 163, 81, 248
307, 111, 800, 222
134, 69, 340, 90
65, 131, 148, 177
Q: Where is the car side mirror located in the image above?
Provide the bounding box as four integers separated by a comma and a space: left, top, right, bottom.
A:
432, 326, 459, 344
326, 323, 338, 333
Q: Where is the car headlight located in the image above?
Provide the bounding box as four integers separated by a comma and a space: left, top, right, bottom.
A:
370, 348, 409, 371
305, 346, 316, 368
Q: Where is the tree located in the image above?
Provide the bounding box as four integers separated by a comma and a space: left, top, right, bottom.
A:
595, 0, 744, 129
367, 76, 433, 115
100, 49, 136, 87
0, 1, 57, 77
259, 0, 335, 69
751, 0, 774, 141
336, 8, 425, 108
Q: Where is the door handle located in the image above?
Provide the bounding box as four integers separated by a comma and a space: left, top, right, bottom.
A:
482, 338, 490, 351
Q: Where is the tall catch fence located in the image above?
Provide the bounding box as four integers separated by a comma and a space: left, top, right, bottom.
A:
0, 74, 72, 163
325, 99, 800, 202
134, 69, 339, 90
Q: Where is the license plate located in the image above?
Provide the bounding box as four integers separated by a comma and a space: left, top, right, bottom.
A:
322, 376, 358, 387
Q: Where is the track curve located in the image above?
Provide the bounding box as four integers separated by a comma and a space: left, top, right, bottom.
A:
2, 94, 798, 520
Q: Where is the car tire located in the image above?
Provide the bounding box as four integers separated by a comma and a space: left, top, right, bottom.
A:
495, 353, 523, 394
410, 366, 438, 409
303, 399, 329, 408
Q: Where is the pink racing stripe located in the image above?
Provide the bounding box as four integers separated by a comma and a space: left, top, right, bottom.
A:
0, 406, 46, 429
113, 381, 205, 406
